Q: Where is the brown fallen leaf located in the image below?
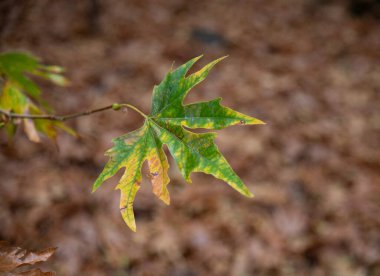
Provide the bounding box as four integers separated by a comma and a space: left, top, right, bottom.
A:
23, 119, 41, 143
16, 268, 55, 276
0, 241, 56, 273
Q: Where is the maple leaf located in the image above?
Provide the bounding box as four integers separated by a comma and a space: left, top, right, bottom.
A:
0, 52, 74, 142
0, 52, 68, 100
93, 56, 264, 231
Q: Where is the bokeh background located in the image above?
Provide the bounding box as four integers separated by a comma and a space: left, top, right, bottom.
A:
0, 0, 379, 275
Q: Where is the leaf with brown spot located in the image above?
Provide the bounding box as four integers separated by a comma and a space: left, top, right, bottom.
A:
94, 56, 264, 231
147, 128, 170, 205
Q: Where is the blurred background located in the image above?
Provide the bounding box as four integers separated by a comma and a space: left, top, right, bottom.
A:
0, 0, 379, 275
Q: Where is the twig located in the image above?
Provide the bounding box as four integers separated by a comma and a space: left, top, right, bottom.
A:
0, 103, 146, 122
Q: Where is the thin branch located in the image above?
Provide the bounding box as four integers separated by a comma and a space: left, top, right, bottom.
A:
0, 103, 146, 122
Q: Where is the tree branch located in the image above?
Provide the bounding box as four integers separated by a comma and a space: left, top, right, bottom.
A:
0, 103, 146, 122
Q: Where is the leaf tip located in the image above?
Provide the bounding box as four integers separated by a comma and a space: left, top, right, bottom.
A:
246, 191, 254, 198
162, 196, 170, 205
254, 118, 266, 125
219, 55, 229, 61
246, 117, 266, 125
121, 210, 137, 232
183, 55, 203, 68
128, 222, 137, 232
127, 222, 137, 232
91, 181, 101, 193
239, 185, 254, 198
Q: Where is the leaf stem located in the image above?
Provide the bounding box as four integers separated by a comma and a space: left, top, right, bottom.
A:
0, 103, 147, 122
118, 104, 147, 118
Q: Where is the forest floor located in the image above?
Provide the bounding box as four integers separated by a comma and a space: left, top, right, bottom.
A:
0, 0, 379, 275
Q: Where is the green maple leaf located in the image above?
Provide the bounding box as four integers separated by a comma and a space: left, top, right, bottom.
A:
93, 56, 264, 231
